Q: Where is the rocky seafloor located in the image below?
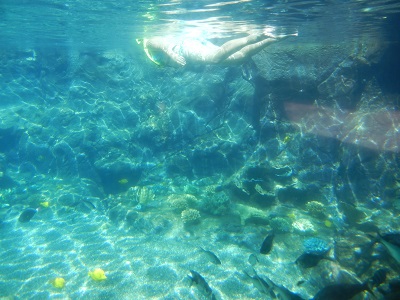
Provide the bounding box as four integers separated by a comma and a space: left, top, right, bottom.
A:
0, 31, 400, 299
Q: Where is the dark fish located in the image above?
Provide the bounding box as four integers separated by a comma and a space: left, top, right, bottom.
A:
81, 199, 96, 210
188, 270, 216, 300
297, 280, 305, 286
243, 269, 275, 298
70, 199, 96, 210
378, 279, 400, 300
18, 208, 38, 223
248, 253, 259, 266
313, 282, 372, 300
378, 233, 400, 264
260, 232, 274, 254
262, 274, 305, 300
199, 247, 221, 265
369, 268, 389, 288
295, 253, 325, 268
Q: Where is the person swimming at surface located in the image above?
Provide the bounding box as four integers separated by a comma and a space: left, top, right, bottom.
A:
137, 31, 297, 67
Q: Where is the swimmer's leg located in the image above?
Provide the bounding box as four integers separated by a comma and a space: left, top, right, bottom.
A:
224, 38, 276, 64
209, 34, 265, 63
224, 33, 297, 64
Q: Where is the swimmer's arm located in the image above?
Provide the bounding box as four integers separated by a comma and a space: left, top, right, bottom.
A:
164, 49, 186, 66
147, 39, 186, 67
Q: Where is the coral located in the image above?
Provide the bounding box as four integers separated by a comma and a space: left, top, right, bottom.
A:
303, 238, 330, 255
292, 218, 316, 234
181, 209, 201, 224
269, 217, 292, 233
201, 191, 230, 215
167, 194, 196, 213
305, 200, 327, 219
168, 196, 189, 213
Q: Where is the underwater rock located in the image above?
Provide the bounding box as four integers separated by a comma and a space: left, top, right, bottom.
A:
0, 173, 16, 190
166, 153, 193, 179
19, 141, 55, 174
277, 186, 308, 205
57, 193, 84, 209
95, 161, 142, 194
108, 205, 126, 224
52, 141, 79, 178
254, 41, 354, 100
377, 278, 400, 299
317, 58, 359, 106
335, 234, 372, 271
312, 266, 388, 300
0, 126, 23, 152
313, 282, 370, 300
369, 268, 388, 288
234, 203, 269, 226
76, 153, 101, 183
125, 211, 140, 227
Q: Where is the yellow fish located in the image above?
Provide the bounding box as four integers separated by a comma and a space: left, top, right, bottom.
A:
88, 268, 107, 281
118, 178, 129, 184
283, 135, 291, 143
40, 201, 50, 208
51, 277, 66, 289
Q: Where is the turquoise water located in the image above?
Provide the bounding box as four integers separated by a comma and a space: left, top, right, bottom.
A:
1, 0, 400, 299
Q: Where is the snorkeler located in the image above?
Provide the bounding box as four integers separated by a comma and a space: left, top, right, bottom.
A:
137, 31, 297, 67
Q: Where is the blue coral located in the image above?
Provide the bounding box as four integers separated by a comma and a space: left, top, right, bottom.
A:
303, 238, 330, 255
